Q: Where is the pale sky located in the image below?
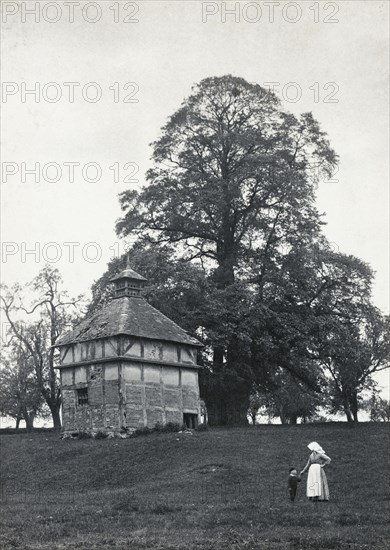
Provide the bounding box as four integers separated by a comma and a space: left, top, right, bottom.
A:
1, 0, 389, 394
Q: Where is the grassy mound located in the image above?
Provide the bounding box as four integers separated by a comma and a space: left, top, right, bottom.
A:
0, 423, 389, 549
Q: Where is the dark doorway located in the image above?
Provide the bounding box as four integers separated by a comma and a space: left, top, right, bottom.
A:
183, 413, 198, 429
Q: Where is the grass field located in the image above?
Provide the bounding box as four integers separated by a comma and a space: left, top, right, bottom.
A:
0, 423, 389, 549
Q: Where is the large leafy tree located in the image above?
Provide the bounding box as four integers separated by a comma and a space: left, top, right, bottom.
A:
280, 248, 390, 422
238, 240, 390, 425
363, 389, 390, 422
250, 370, 323, 425
117, 76, 336, 283
320, 306, 389, 422
116, 75, 338, 424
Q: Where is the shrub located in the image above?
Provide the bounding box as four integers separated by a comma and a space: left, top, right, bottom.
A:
163, 422, 182, 432
132, 422, 184, 437
154, 422, 164, 433
154, 422, 182, 433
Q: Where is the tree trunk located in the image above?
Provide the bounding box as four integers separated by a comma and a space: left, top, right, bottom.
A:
350, 391, 359, 423
203, 389, 250, 426
207, 400, 228, 426
213, 347, 224, 369
205, 239, 252, 426
23, 412, 35, 432
205, 309, 252, 426
289, 414, 298, 425
344, 405, 354, 422
340, 392, 354, 422
206, 393, 249, 426
279, 408, 287, 425
49, 402, 62, 431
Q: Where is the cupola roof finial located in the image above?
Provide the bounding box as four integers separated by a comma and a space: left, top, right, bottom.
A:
110, 256, 147, 298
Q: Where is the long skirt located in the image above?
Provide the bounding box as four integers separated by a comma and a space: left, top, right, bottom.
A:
306, 464, 329, 500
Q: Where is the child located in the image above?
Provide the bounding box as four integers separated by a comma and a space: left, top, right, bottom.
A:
288, 468, 301, 502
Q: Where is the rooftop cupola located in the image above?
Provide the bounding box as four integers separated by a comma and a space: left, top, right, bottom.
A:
110, 262, 147, 298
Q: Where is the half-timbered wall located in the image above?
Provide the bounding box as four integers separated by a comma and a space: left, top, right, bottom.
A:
59, 336, 197, 366
59, 335, 200, 433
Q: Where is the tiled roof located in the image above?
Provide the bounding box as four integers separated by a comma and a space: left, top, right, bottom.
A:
57, 296, 202, 347
110, 268, 147, 282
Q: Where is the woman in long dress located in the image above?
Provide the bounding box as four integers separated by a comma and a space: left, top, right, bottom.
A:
300, 441, 331, 501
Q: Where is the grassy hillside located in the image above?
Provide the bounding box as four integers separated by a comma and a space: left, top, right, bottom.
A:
0, 423, 389, 549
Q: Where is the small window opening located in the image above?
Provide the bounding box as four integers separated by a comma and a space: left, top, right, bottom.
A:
77, 387, 88, 406
183, 413, 198, 429
90, 365, 101, 381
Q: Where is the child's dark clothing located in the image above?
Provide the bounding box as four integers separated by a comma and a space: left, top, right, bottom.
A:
288, 474, 301, 501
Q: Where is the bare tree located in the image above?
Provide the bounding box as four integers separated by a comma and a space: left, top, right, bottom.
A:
1, 265, 84, 430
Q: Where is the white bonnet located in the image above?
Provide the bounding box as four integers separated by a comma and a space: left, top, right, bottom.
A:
308, 441, 325, 453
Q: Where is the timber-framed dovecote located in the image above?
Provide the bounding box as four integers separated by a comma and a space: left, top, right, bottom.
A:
55, 265, 202, 435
